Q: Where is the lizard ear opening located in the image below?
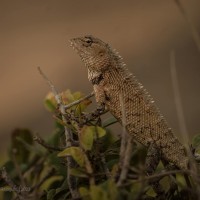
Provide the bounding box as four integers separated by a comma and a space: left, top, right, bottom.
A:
98, 49, 106, 57
99, 51, 104, 57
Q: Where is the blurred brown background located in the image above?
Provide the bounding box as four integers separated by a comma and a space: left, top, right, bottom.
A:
0, 0, 200, 157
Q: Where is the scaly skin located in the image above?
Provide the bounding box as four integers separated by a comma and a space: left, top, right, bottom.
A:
70, 35, 188, 170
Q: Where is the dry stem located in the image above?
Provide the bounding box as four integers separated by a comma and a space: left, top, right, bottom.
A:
37, 66, 79, 199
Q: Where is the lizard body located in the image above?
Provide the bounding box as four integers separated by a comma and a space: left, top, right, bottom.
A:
70, 35, 188, 170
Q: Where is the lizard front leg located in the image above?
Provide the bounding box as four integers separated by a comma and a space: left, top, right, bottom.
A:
93, 83, 110, 104
79, 84, 107, 124
80, 103, 106, 125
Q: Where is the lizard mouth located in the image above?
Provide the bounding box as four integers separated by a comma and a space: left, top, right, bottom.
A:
69, 38, 85, 55
69, 38, 91, 61
69, 39, 77, 51
69, 39, 91, 66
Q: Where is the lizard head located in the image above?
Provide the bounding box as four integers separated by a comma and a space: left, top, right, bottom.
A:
70, 35, 116, 71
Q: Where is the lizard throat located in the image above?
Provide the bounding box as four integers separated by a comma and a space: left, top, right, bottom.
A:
91, 73, 104, 85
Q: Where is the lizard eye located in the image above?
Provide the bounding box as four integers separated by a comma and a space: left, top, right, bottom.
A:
83, 37, 93, 46
85, 38, 92, 44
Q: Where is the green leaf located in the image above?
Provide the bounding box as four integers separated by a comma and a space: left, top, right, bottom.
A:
11, 129, 33, 163
79, 186, 89, 197
47, 128, 64, 146
47, 153, 67, 176
90, 185, 108, 200
70, 168, 88, 178
73, 91, 92, 114
80, 126, 94, 150
41, 175, 63, 191
44, 92, 57, 112
93, 126, 106, 139
80, 126, 106, 150
106, 180, 119, 200
98, 129, 119, 152
73, 91, 83, 100
61, 89, 74, 104
58, 147, 85, 167
45, 99, 57, 112
130, 182, 149, 199
47, 189, 56, 200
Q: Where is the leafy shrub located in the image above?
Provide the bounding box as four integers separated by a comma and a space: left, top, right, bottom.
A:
0, 90, 199, 200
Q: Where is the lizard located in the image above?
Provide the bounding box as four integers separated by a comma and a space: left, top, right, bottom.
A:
69, 35, 189, 180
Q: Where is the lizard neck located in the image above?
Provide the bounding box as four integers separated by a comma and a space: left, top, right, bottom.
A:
88, 63, 122, 86
87, 51, 126, 83
89, 71, 104, 85
88, 68, 103, 83
87, 47, 126, 82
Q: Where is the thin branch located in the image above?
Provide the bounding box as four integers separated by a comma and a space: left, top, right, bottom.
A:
71, 106, 108, 127
37, 67, 70, 143
21, 155, 41, 176
12, 149, 26, 187
117, 93, 133, 186
37, 66, 79, 199
81, 105, 107, 123
117, 138, 133, 186
64, 92, 94, 110
119, 93, 128, 163
124, 169, 200, 186
33, 134, 65, 152
100, 153, 111, 178
37, 67, 61, 105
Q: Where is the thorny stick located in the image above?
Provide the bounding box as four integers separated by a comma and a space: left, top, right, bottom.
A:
37, 66, 79, 199
33, 134, 65, 152
37, 67, 64, 113
37, 67, 72, 146
125, 169, 200, 186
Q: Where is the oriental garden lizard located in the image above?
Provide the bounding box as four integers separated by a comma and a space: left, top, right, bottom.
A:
69, 35, 190, 184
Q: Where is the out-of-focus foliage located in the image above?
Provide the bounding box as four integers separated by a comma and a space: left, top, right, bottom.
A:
0, 90, 199, 200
